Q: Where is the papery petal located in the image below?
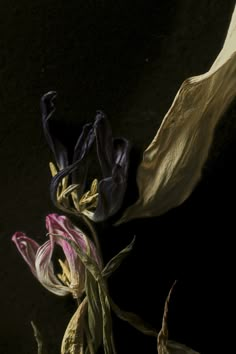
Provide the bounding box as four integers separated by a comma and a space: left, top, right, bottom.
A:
12, 232, 39, 276
55, 234, 85, 298
49, 123, 95, 215
46, 213, 102, 297
72, 122, 95, 198
94, 111, 114, 177
62, 217, 101, 267
46, 214, 86, 250
47, 110, 96, 212
46, 213, 101, 265
118, 5, 236, 223
45, 105, 131, 222
41, 91, 68, 170
35, 239, 70, 296
93, 113, 131, 222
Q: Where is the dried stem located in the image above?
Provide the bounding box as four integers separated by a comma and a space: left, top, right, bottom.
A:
31, 321, 47, 354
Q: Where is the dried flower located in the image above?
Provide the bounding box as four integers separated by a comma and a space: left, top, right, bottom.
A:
41, 92, 131, 222
12, 213, 100, 299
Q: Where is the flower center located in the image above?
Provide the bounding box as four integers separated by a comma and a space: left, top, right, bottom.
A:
57, 258, 71, 286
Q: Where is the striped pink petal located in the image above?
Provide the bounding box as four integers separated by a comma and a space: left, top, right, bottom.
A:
35, 239, 71, 296
12, 232, 39, 276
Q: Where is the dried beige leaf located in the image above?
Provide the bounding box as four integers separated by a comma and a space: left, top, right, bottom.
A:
61, 297, 88, 354
157, 282, 199, 354
118, 5, 236, 224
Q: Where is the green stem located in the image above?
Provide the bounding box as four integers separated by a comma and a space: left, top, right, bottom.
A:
80, 214, 104, 268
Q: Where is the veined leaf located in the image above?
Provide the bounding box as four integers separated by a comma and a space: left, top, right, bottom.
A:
55, 235, 158, 343
118, 5, 236, 224
157, 282, 199, 354
85, 270, 103, 352
102, 237, 136, 278
61, 297, 88, 354
98, 283, 116, 354
110, 299, 157, 337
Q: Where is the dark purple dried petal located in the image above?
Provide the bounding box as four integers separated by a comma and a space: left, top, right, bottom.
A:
42, 93, 131, 222
41, 91, 69, 169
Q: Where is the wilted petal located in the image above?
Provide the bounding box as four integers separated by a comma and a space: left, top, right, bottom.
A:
46, 213, 101, 297
58, 216, 102, 266
35, 239, 70, 296
12, 232, 39, 276
12, 231, 70, 296
41, 91, 68, 170
42, 100, 131, 222
55, 236, 85, 298
46, 214, 87, 250
49, 124, 95, 215
93, 113, 131, 222
118, 5, 236, 223
94, 111, 114, 177
47, 214, 100, 262
72, 122, 95, 189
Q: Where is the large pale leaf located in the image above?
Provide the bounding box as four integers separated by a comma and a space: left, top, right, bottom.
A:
118, 5, 236, 223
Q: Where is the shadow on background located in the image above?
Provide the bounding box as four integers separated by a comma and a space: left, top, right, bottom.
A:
0, 1, 235, 353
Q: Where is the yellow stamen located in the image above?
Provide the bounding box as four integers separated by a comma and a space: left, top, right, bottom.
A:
58, 258, 71, 286
49, 162, 58, 177
78, 179, 99, 211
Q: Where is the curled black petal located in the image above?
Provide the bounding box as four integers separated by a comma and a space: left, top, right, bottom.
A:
93, 114, 131, 221
41, 91, 68, 169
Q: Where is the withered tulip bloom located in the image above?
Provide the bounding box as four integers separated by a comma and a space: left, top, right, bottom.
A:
12, 214, 100, 298
41, 92, 131, 222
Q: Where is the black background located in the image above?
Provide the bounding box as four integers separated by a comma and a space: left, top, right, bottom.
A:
0, 1, 235, 353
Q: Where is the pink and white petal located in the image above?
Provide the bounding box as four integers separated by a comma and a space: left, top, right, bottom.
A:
46, 214, 86, 249
46, 214, 88, 276
59, 216, 87, 249
12, 232, 39, 276
50, 232, 85, 297
35, 239, 70, 296
59, 216, 102, 266
60, 239, 85, 297
46, 213, 101, 265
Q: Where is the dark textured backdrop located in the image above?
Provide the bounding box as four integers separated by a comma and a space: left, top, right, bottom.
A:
0, 1, 235, 353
